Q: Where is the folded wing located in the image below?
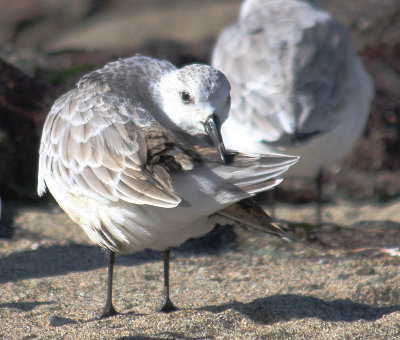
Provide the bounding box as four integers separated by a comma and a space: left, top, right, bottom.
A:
38, 87, 181, 208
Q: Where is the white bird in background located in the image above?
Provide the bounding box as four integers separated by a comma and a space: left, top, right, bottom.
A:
212, 0, 374, 224
38, 55, 298, 317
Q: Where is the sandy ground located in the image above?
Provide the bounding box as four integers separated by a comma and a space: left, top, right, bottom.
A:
0, 200, 399, 339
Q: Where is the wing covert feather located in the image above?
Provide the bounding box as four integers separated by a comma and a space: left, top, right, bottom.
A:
38, 88, 181, 208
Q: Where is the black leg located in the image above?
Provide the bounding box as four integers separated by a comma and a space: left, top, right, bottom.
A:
100, 249, 118, 318
159, 248, 177, 313
316, 169, 323, 227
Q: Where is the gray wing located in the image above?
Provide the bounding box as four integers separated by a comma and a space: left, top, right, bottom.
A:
212, 1, 356, 144
38, 87, 181, 208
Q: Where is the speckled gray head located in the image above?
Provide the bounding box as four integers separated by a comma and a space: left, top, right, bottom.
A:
157, 64, 231, 163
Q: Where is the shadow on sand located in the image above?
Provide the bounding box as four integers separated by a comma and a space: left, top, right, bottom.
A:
0, 301, 55, 312
111, 295, 400, 339
200, 294, 400, 324
0, 224, 237, 283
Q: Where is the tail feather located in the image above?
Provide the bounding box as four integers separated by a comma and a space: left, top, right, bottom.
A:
235, 169, 287, 187
212, 151, 298, 194
239, 178, 282, 195
173, 150, 298, 216
216, 198, 292, 241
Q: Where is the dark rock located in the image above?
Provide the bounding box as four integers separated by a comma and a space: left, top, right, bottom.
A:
0, 58, 59, 199
356, 266, 377, 276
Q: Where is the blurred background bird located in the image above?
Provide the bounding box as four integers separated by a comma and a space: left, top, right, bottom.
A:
212, 0, 374, 226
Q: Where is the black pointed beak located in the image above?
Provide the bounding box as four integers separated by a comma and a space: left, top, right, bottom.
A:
203, 114, 227, 165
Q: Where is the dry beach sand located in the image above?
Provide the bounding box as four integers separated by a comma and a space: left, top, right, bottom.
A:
0, 199, 400, 339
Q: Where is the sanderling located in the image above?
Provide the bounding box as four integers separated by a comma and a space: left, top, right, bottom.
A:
212, 0, 374, 225
38, 55, 298, 317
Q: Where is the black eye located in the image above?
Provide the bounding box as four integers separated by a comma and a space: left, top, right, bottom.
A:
180, 91, 191, 104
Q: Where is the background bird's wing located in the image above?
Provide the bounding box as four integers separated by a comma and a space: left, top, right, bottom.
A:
38, 87, 181, 208
212, 2, 356, 144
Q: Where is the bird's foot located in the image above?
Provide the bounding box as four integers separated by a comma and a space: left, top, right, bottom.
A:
99, 303, 118, 319
159, 297, 178, 313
